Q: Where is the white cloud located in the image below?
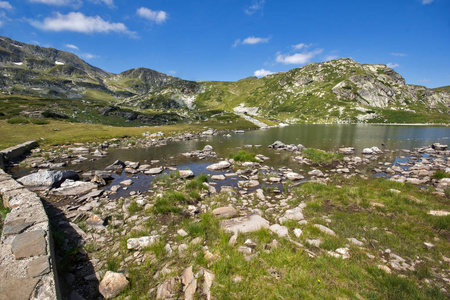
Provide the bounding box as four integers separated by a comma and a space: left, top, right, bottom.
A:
422, 0, 434, 4
390, 52, 406, 57
96, 0, 114, 8
137, 7, 168, 24
386, 63, 399, 68
242, 36, 270, 45
29, 0, 82, 6
254, 69, 273, 77
245, 0, 265, 15
293, 43, 308, 50
65, 44, 79, 50
276, 49, 323, 65
0, 1, 12, 10
420, 78, 431, 82
31, 12, 136, 36
234, 36, 270, 47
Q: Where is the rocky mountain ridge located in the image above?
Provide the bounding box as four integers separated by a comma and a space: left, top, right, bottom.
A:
0, 36, 449, 123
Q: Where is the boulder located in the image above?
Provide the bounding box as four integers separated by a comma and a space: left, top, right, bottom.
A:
211, 174, 226, 181
99, 271, 129, 299
431, 143, 447, 150
17, 170, 79, 190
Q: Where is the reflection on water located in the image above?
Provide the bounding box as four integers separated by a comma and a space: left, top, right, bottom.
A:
74, 124, 450, 172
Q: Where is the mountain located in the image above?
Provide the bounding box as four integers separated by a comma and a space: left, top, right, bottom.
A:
0, 36, 449, 124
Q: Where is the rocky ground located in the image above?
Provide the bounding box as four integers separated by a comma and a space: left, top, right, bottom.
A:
5, 136, 450, 299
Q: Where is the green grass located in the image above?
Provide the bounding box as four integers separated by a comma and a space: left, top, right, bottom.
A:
229, 150, 259, 162
302, 148, 344, 164
127, 201, 142, 214
7, 116, 30, 124
0, 196, 10, 232
185, 174, 208, 191
153, 191, 187, 214
432, 170, 450, 180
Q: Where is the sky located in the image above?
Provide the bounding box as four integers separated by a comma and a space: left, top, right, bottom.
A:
0, 0, 449, 88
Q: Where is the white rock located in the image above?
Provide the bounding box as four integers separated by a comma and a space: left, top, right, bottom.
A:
285, 172, 304, 181
206, 161, 231, 171
99, 271, 129, 299
269, 224, 289, 237
179, 170, 194, 178
127, 235, 160, 250
220, 214, 269, 234
293, 228, 303, 238
314, 224, 336, 236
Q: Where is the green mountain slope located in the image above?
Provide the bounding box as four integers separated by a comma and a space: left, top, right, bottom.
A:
0, 36, 449, 124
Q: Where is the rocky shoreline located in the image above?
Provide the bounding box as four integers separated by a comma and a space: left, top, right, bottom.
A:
3, 134, 450, 299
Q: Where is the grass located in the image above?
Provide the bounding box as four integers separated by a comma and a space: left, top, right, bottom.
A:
302, 148, 344, 164
71, 173, 450, 299
0, 196, 10, 232
432, 170, 450, 180
229, 150, 259, 162
0, 118, 257, 149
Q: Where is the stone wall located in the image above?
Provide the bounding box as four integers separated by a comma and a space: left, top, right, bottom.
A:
0, 140, 38, 170
0, 169, 60, 300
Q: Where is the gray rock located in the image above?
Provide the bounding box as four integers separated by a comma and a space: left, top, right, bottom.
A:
50, 180, 97, 196
268, 141, 286, 149
105, 160, 125, 171
285, 172, 304, 181
17, 170, 79, 190
156, 277, 180, 299
12, 230, 47, 259
308, 169, 324, 177
27, 256, 50, 278
145, 167, 164, 175
179, 170, 195, 178
211, 174, 226, 181
269, 224, 289, 237
120, 179, 133, 186
212, 206, 237, 218
86, 215, 105, 228
220, 214, 269, 234
127, 235, 160, 250
99, 271, 129, 299
314, 224, 336, 236
206, 161, 231, 171
202, 269, 214, 300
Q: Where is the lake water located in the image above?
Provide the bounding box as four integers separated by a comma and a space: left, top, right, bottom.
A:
64, 124, 449, 198
76, 124, 450, 170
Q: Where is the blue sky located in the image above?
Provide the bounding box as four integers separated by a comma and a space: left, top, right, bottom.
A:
0, 0, 449, 88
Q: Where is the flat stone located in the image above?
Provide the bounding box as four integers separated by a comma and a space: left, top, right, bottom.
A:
206, 161, 231, 171
145, 167, 164, 175
99, 271, 129, 299
3, 220, 34, 236
212, 206, 237, 218
27, 256, 50, 278
220, 214, 269, 234
50, 180, 97, 196
347, 238, 364, 246
211, 175, 226, 181
0, 276, 40, 300
11, 230, 47, 259
120, 179, 133, 186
